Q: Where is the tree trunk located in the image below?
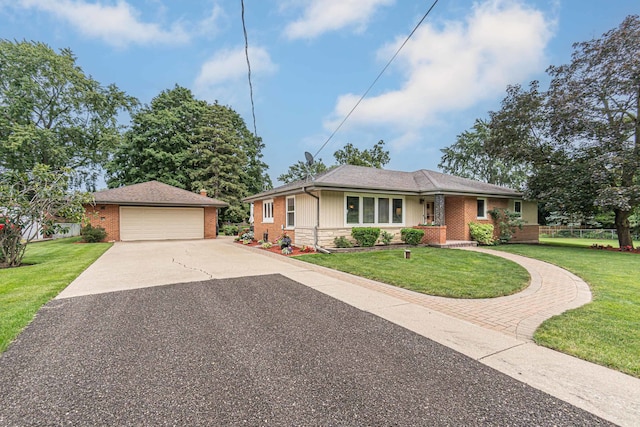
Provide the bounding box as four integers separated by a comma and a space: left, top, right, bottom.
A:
614, 208, 634, 248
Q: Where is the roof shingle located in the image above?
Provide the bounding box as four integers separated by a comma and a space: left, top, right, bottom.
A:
244, 165, 521, 201
92, 181, 228, 207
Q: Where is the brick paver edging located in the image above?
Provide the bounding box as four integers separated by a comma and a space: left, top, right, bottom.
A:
237, 243, 593, 341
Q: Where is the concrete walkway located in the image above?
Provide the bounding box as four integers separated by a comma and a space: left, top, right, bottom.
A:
59, 238, 640, 426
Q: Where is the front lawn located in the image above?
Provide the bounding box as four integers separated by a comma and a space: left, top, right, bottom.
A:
494, 244, 640, 378
0, 238, 111, 352
540, 236, 640, 248
297, 247, 529, 298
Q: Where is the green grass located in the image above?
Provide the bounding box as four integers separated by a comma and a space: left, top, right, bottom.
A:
540, 236, 640, 248
296, 247, 529, 298
0, 238, 112, 352
494, 244, 640, 378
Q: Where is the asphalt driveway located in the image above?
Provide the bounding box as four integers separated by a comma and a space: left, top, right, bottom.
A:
0, 274, 609, 426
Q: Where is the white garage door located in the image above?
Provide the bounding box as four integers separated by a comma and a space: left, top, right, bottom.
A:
120, 207, 204, 241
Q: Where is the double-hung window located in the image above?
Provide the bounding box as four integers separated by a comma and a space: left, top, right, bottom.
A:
477, 198, 487, 219
263, 199, 274, 223
286, 197, 295, 228
345, 194, 403, 225
514, 200, 522, 216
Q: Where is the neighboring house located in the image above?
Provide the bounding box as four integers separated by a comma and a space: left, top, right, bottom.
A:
84, 181, 228, 242
243, 165, 539, 248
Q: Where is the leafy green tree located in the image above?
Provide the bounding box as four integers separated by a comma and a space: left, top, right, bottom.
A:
333, 140, 390, 168
278, 140, 389, 184
487, 15, 640, 248
107, 86, 270, 222
0, 165, 91, 268
0, 40, 136, 188
439, 119, 529, 190
277, 159, 328, 184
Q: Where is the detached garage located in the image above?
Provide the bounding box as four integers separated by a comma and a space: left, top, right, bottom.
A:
84, 181, 228, 242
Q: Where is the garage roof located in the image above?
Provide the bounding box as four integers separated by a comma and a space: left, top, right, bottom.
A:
92, 181, 229, 207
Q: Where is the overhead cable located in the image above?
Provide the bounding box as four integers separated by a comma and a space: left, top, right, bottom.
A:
313, 0, 440, 159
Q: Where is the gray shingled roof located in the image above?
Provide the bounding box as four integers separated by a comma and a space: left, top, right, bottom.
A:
244, 165, 521, 201
92, 181, 228, 207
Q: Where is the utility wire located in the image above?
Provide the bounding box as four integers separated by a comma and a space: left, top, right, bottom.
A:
241, 0, 258, 136
313, 0, 439, 159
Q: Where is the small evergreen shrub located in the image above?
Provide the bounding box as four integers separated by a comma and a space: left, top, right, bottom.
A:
333, 236, 353, 248
221, 225, 238, 236
81, 224, 107, 243
469, 222, 495, 245
488, 208, 524, 243
379, 230, 394, 245
400, 228, 424, 245
351, 227, 381, 247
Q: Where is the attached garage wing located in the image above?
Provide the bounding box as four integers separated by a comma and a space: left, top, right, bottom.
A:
120, 207, 204, 241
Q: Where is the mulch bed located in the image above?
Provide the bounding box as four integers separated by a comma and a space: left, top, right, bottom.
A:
234, 240, 315, 257
589, 244, 640, 254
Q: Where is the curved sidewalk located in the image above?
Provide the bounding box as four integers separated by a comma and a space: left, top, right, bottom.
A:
283, 246, 593, 341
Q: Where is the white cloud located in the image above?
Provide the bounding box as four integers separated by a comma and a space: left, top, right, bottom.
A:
325, 0, 554, 148
194, 45, 277, 103
15, 0, 194, 47
283, 0, 395, 40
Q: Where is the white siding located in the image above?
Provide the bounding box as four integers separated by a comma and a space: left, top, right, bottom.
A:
320, 191, 344, 228
295, 193, 318, 227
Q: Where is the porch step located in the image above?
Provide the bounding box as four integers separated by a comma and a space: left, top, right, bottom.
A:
430, 240, 478, 248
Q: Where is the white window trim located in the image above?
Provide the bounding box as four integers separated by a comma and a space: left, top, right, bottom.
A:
344, 193, 405, 227
263, 199, 274, 223
513, 200, 523, 217
285, 196, 295, 229
477, 198, 488, 219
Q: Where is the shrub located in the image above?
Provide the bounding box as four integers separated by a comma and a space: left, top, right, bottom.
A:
469, 222, 494, 245
276, 233, 292, 249
281, 246, 293, 255
221, 224, 238, 236
400, 228, 424, 245
351, 227, 380, 247
333, 236, 353, 248
488, 208, 524, 243
80, 224, 107, 243
379, 230, 394, 245
261, 241, 273, 249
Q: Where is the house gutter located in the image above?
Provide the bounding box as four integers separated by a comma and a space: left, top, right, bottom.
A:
303, 187, 323, 251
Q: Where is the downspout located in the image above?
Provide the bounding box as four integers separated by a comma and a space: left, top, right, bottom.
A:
303, 187, 329, 253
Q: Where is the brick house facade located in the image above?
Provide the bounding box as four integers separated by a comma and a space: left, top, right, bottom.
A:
245, 165, 539, 248
85, 181, 227, 242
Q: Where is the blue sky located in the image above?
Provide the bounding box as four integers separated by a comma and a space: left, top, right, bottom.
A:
0, 0, 637, 187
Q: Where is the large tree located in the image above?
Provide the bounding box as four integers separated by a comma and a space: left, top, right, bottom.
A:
278, 140, 390, 184
107, 86, 271, 222
438, 119, 529, 189
0, 40, 136, 188
333, 140, 390, 168
487, 15, 640, 247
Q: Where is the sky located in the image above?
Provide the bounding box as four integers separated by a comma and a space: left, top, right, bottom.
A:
0, 0, 638, 188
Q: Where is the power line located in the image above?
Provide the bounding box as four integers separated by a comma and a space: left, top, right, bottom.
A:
313, 0, 440, 159
241, 0, 258, 136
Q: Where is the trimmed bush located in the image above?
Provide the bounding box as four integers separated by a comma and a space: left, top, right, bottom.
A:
351, 227, 380, 247
80, 224, 107, 243
400, 228, 424, 245
379, 230, 394, 245
221, 224, 238, 236
469, 222, 494, 245
333, 236, 353, 248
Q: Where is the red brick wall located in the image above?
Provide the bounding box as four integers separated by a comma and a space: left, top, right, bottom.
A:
511, 225, 540, 243
84, 204, 119, 241
414, 225, 447, 244
204, 207, 218, 239
252, 198, 295, 243
445, 196, 509, 241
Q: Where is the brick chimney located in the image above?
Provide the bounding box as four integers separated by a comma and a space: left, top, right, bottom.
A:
200, 189, 207, 197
